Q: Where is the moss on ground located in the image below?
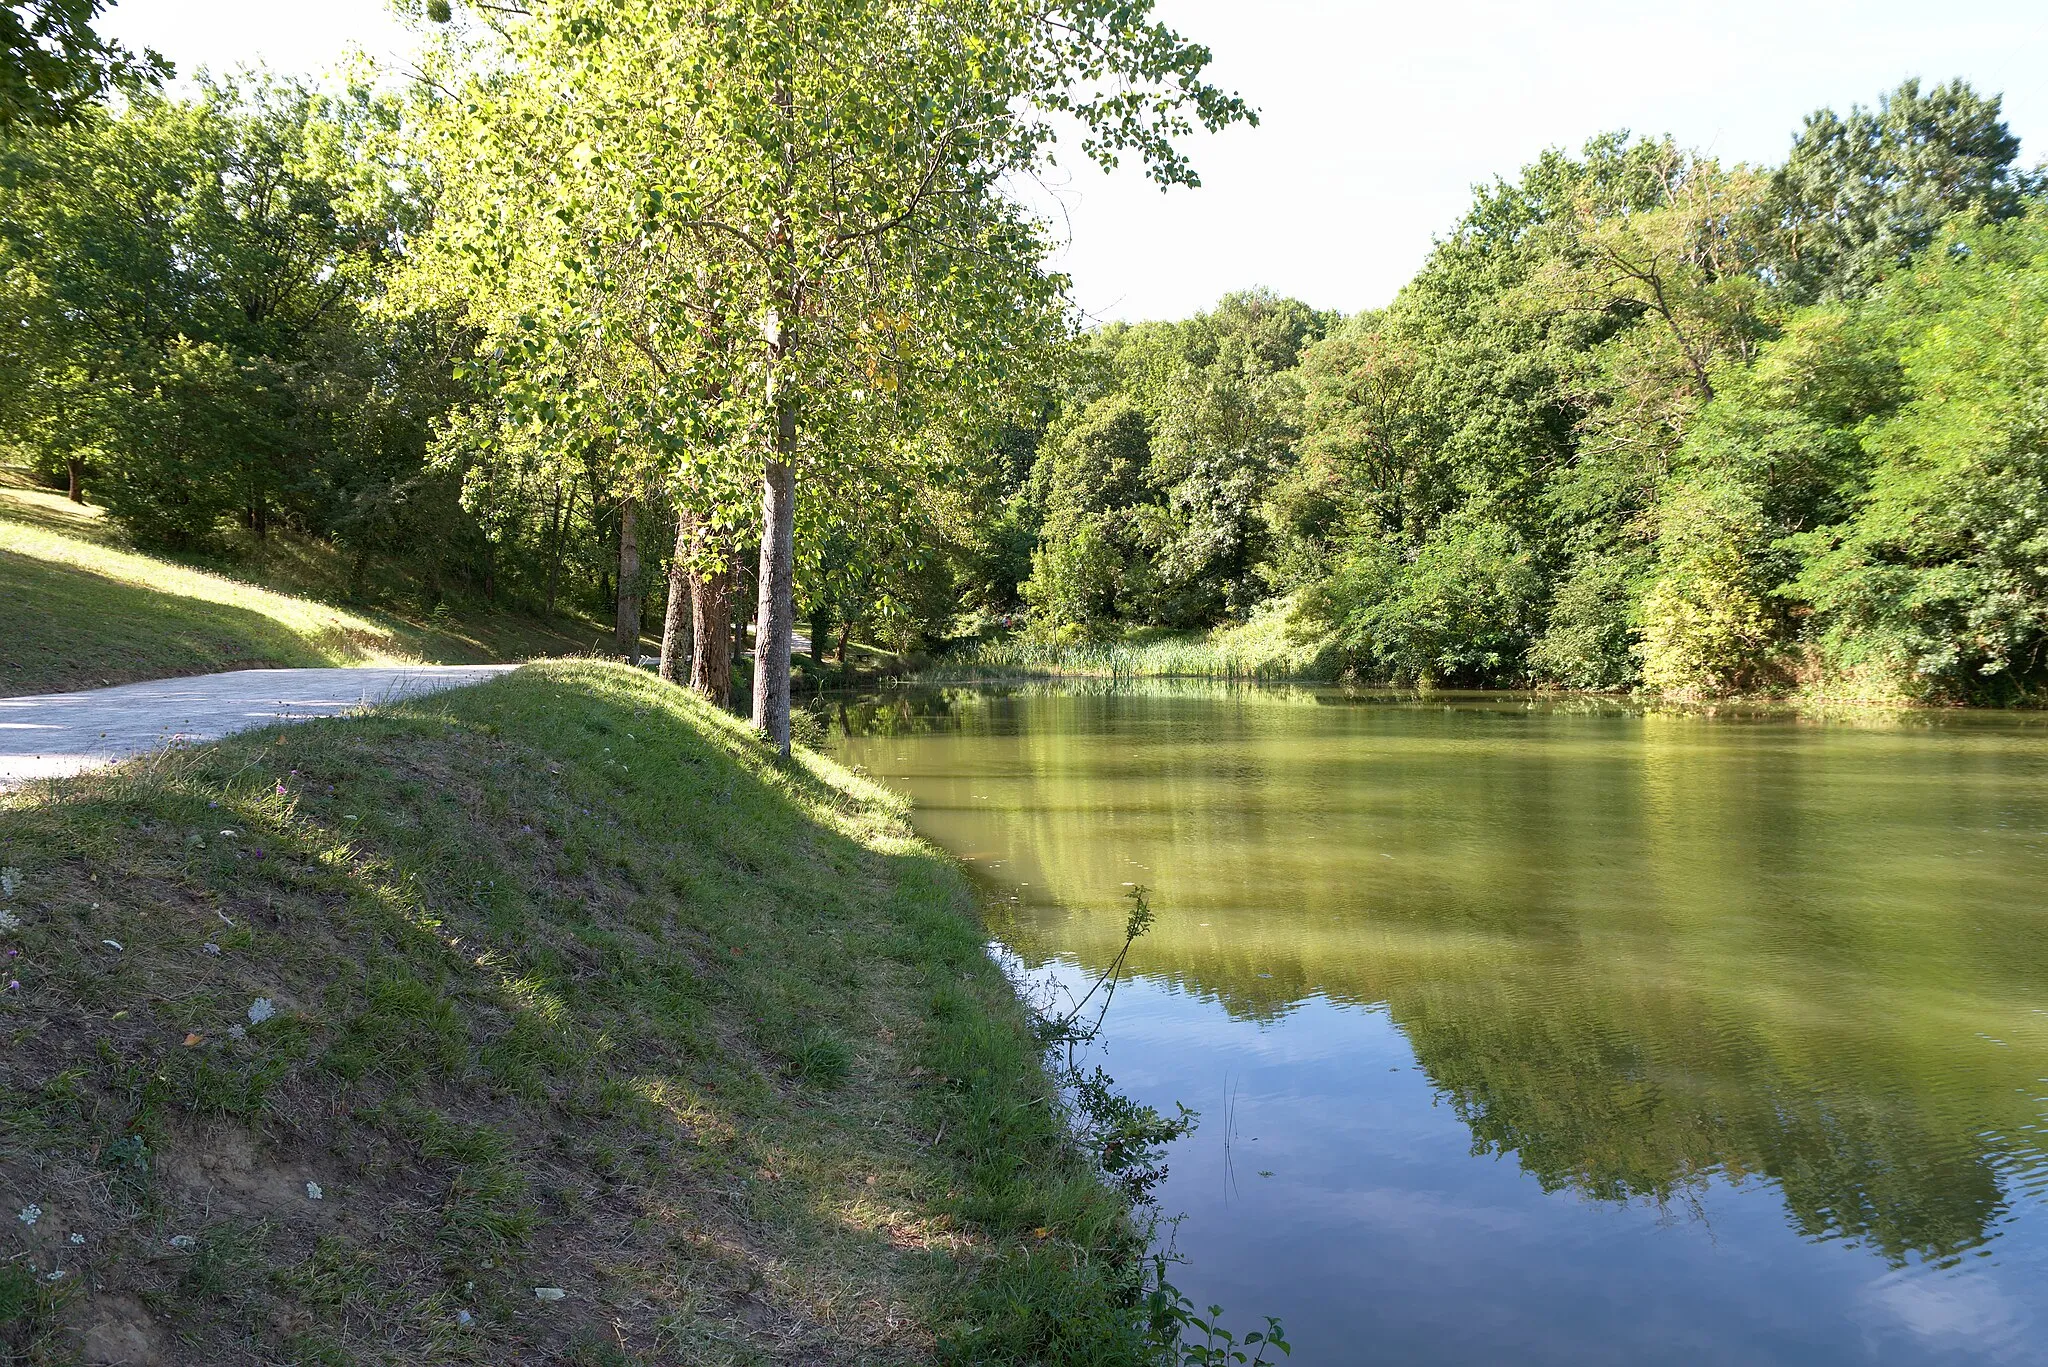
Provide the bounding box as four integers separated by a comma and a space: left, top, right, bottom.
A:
0, 663, 1156, 1365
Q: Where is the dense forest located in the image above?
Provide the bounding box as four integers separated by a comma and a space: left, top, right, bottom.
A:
1007, 81, 2048, 704
4, 1, 2044, 705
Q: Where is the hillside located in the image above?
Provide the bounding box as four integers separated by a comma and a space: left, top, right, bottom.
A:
0, 472, 607, 698
0, 664, 1152, 1365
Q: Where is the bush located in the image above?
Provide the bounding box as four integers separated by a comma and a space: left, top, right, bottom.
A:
1639, 479, 1783, 696
1313, 511, 1544, 685
1529, 548, 1649, 690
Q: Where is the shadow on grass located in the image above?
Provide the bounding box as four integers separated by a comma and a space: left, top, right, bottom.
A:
0, 548, 358, 696
0, 662, 1157, 1365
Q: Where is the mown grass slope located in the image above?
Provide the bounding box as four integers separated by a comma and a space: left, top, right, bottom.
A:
1, 473, 604, 697
0, 663, 1150, 1365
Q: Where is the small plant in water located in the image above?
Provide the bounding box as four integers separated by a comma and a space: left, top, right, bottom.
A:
1030, 885, 1289, 1361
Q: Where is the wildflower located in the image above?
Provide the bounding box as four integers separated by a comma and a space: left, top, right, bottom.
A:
305, 1182, 323, 1200
0, 910, 18, 932
5, 980, 19, 993
68, 1233, 84, 1245
18, 1204, 40, 1226
227, 1025, 246, 1041
455, 1309, 474, 1327
275, 782, 287, 797
0, 867, 18, 898
247, 998, 276, 1026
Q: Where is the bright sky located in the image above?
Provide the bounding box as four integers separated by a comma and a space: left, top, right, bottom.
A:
101, 0, 2048, 323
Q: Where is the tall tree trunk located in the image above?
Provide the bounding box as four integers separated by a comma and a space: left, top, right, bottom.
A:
65, 457, 84, 504
614, 494, 642, 664
752, 61, 799, 757
543, 483, 567, 616
809, 599, 832, 670
690, 563, 734, 707
751, 449, 796, 755
659, 513, 692, 684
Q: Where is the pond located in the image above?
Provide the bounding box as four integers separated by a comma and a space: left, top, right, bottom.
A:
827, 684, 2048, 1366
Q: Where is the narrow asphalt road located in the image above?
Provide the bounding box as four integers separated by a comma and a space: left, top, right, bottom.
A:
0, 665, 519, 789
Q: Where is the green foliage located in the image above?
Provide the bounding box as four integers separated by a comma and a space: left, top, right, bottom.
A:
1020, 292, 1328, 636
1638, 479, 1782, 696
1528, 549, 1649, 690
0, 0, 165, 129
969, 78, 2048, 704
1312, 511, 1545, 686
1786, 215, 2048, 701
1766, 78, 2041, 304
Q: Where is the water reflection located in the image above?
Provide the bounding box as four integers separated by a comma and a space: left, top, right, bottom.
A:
831, 686, 2048, 1362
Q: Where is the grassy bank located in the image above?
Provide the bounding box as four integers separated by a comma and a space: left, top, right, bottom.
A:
1, 472, 604, 697
0, 663, 1158, 1365
924, 607, 1338, 685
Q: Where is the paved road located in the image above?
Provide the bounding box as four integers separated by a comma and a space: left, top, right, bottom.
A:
0, 665, 518, 788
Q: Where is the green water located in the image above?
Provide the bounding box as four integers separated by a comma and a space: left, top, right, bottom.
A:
828, 685, 2048, 1366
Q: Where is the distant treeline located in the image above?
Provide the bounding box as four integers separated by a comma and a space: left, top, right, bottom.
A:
1001, 80, 2048, 704
4, 54, 2044, 704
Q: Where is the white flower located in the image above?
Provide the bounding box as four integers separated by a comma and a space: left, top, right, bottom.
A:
18, 1204, 40, 1226
247, 998, 276, 1026
68, 1233, 84, 1245
305, 1182, 323, 1200
0, 867, 19, 898
0, 910, 18, 932
227, 1024, 246, 1041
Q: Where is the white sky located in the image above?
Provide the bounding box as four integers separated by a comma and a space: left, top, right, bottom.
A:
101, 0, 2048, 323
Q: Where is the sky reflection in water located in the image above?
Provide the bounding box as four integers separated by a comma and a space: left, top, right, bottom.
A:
829, 685, 2048, 1366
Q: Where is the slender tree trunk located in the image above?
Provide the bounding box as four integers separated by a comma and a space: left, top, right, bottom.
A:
751, 448, 796, 755
809, 600, 832, 670
732, 572, 746, 669
659, 513, 692, 684
543, 483, 567, 616
690, 562, 734, 707
65, 457, 84, 504
615, 494, 642, 664
751, 58, 799, 756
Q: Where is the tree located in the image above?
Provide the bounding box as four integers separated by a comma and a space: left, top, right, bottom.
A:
1786, 214, 2048, 702
0, 79, 459, 552
1765, 78, 2039, 303
517, 0, 1254, 753
1, 0, 165, 130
